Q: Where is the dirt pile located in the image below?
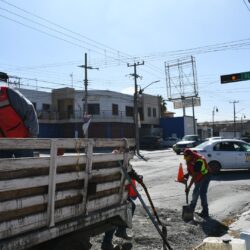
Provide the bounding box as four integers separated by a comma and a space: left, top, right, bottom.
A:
90, 206, 228, 250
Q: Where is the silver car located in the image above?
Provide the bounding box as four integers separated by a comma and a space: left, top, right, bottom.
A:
190, 139, 250, 172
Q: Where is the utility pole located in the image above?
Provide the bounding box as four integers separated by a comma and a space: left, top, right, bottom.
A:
212, 106, 218, 136
127, 61, 144, 156
79, 53, 99, 115
70, 73, 73, 87
191, 97, 196, 134
78, 53, 99, 137
230, 100, 239, 138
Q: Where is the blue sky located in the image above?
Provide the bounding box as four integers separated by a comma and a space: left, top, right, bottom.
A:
0, 0, 250, 122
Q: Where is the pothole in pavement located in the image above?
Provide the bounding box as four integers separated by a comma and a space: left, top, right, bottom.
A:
90, 206, 229, 250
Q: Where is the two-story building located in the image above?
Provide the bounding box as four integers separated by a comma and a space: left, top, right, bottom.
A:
19, 87, 161, 138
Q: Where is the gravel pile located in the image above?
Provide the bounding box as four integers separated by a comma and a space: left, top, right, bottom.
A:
90, 206, 228, 250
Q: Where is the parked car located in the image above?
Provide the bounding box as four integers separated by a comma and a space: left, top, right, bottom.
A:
190, 139, 250, 172
162, 137, 180, 148
173, 135, 202, 155
205, 136, 223, 141
139, 135, 163, 149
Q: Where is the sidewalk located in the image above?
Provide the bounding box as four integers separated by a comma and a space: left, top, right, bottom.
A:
229, 208, 250, 235
219, 207, 250, 249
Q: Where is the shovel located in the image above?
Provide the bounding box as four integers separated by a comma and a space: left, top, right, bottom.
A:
182, 182, 194, 221
118, 162, 172, 250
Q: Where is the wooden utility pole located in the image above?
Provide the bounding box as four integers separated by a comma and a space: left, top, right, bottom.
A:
79, 53, 99, 115
78, 53, 99, 137
127, 61, 144, 156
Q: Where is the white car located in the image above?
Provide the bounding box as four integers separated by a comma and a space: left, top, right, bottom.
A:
205, 136, 223, 141
190, 139, 250, 172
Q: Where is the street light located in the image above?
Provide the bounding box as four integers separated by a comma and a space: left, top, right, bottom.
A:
212, 106, 218, 136
138, 80, 160, 96
241, 114, 246, 136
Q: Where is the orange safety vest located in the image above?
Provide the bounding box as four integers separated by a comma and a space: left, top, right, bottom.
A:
187, 155, 208, 183
127, 179, 137, 199
0, 86, 29, 138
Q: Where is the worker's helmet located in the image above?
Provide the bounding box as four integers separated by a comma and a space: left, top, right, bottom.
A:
183, 148, 194, 158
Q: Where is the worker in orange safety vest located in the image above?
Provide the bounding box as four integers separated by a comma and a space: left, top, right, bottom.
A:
0, 75, 38, 158
183, 148, 211, 218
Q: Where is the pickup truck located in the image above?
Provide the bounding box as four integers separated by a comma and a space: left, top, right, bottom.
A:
0, 138, 135, 250
173, 135, 202, 155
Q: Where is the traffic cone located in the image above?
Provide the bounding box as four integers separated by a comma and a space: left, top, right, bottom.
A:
177, 163, 184, 182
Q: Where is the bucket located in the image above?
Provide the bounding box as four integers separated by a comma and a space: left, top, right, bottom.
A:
194, 237, 246, 250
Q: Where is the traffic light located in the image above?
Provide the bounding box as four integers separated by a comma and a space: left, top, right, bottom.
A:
221, 71, 250, 84
0, 72, 9, 82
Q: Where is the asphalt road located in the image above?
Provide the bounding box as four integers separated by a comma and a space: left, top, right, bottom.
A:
131, 148, 250, 233
90, 148, 250, 249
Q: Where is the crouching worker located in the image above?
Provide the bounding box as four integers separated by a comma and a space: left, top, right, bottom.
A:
183, 148, 211, 218
101, 150, 143, 250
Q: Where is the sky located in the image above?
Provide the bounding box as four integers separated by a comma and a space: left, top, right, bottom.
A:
0, 0, 250, 123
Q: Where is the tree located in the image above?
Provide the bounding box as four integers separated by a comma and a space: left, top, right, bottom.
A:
158, 95, 167, 116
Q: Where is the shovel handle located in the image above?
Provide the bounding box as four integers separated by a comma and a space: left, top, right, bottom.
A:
140, 181, 162, 226
185, 182, 189, 204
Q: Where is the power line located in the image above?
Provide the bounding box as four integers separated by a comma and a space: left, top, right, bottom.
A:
1, 0, 250, 91
0, 0, 127, 58
242, 0, 250, 11
0, 0, 165, 73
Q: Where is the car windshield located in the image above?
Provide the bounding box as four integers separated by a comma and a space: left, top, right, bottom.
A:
182, 135, 198, 141
239, 142, 250, 152
194, 141, 210, 149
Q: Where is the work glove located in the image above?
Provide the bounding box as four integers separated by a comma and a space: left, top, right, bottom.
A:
182, 178, 187, 184
137, 175, 143, 184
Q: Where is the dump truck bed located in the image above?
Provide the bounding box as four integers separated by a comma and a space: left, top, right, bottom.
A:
0, 138, 134, 250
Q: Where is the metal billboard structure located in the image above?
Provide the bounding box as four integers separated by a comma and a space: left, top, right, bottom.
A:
173, 96, 201, 109
165, 56, 198, 101
165, 56, 199, 133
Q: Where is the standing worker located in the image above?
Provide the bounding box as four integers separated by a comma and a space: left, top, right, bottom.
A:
183, 148, 211, 218
101, 149, 143, 250
0, 74, 39, 158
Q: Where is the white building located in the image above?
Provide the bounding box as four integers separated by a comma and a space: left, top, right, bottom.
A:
17, 87, 161, 138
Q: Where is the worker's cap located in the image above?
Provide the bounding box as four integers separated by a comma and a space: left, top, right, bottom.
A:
183, 149, 194, 157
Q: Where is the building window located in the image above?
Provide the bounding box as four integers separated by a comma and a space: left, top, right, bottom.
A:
42, 103, 51, 111
147, 107, 151, 117
153, 108, 156, 117
112, 104, 118, 115
126, 106, 134, 117
88, 103, 100, 115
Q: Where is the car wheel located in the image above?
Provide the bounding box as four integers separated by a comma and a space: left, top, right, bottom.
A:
176, 151, 180, 155
208, 161, 221, 174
